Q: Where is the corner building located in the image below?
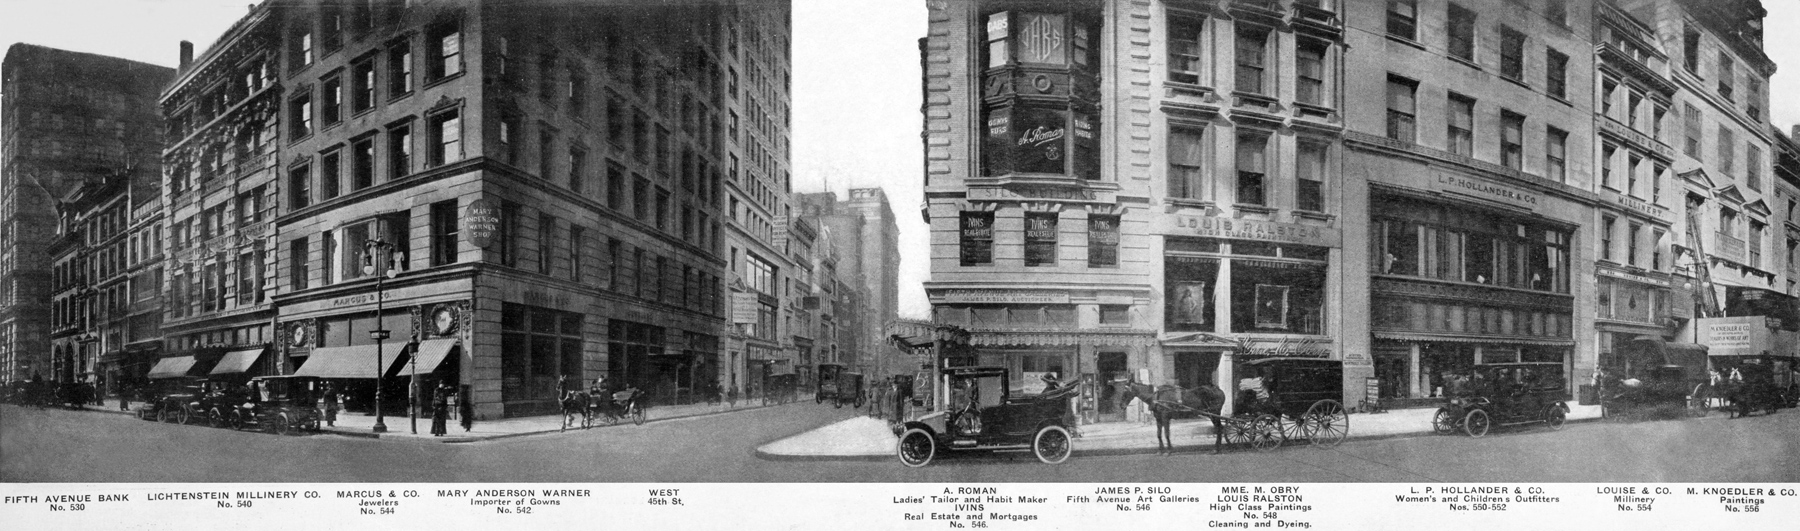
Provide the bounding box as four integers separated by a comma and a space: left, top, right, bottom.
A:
165, 0, 776, 419
922, 0, 1355, 420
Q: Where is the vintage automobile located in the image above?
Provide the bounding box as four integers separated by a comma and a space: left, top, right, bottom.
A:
1235, 357, 1350, 446
816, 363, 847, 406
895, 367, 1075, 467
136, 378, 206, 423
227, 375, 324, 435
1432, 363, 1569, 437
194, 380, 252, 428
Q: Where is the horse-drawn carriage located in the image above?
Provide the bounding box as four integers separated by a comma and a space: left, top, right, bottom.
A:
1600, 365, 1705, 421
1433, 362, 1568, 437
562, 386, 647, 430
1114, 357, 1348, 454
895, 367, 1076, 467
1715, 356, 1790, 418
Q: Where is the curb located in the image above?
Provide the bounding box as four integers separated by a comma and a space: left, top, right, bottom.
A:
753, 416, 1607, 462
325, 399, 802, 443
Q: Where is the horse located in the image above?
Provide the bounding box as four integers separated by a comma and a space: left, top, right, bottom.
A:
1112, 378, 1226, 455
559, 390, 590, 430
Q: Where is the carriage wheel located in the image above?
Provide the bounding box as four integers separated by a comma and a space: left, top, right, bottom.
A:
898, 428, 936, 467
815, 392, 824, 404
1544, 406, 1566, 431
1462, 409, 1491, 438
632, 405, 647, 425
855, 393, 867, 409
1249, 414, 1283, 452
1431, 407, 1458, 435
1033, 425, 1072, 464
1301, 400, 1348, 447
275, 414, 294, 436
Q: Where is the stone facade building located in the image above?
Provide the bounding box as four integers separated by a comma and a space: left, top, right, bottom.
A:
798, 188, 903, 376
1, 44, 170, 383
48, 168, 165, 398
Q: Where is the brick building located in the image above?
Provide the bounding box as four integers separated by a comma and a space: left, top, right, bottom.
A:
48, 167, 165, 398
798, 188, 903, 376
1, 44, 170, 383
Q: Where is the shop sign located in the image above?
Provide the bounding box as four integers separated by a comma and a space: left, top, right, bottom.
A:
1699, 318, 1765, 356
1159, 214, 1341, 247
1431, 171, 1540, 211
1597, 267, 1670, 287
521, 290, 571, 309
942, 290, 1070, 304
1245, 337, 1332, 358
1600, 188, 1672, 222
463, 199, 501, 249
731, 292, 760, 324
967, 186, 1107, 202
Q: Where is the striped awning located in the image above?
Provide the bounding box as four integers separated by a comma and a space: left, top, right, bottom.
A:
400, 339, 459, 376
1373, 331, 1575, 347
293, 343, 406, 378
146, 356, 199, 379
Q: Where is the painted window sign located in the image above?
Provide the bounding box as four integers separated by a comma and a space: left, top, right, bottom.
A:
1017, 13, 1066, 64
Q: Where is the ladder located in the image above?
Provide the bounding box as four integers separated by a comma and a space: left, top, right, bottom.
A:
1685, 207, 1722, 318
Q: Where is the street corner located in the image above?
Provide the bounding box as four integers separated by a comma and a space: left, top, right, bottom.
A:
756, 415, 898, 461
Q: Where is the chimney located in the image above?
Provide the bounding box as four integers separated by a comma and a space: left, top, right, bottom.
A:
1790, 124, 1800, 141
179, 41, 194, 69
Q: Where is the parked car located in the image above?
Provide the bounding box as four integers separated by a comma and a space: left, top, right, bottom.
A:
895, 367, 1074, 467
227, 376, 323, 435
1433, 363, 1569, 437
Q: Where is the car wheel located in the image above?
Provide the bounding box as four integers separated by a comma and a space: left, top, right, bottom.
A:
176, 406, 192, 425
275, 414, 293, 436
1545, 406, 1566, 431
1302, 400, 1348, 447
815, 393, 824, 404
229, 410, 246, 430
155, 409, 168, 423
1033, 425, 1072, 464
898, 428, 936, 467
208, 408, 225, 428
1432, 407, 1458, 435
1463, 409, 1491, 438
632, 405, 646, 426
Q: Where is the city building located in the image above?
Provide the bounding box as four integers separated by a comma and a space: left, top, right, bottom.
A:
1, 44, 171, 383
799, 188, 903, 376
154, 0, 787, 419
47, 167, 164, 399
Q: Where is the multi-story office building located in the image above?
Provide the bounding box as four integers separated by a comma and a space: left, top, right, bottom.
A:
48, 168, 164, 398
155, 0, 783, 419
799, 188, 902, 376
1, 44, 170, 383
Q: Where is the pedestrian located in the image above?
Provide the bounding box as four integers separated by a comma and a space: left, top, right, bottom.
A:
431, 383, 450, 436
118, 383, 130, 411
459, 385, 475, 432
320, 383, 340, 427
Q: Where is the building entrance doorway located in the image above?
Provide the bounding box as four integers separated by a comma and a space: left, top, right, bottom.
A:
1096, 352, 1128, 421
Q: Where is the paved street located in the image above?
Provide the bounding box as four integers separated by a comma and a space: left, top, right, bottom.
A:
4, 403, 1796, 483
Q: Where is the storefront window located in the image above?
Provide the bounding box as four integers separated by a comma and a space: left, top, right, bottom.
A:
1231, 260, 1326, 334
1024, 212, 1059, 266
1371, 196, 1570, 293
1166, 257, 1218, 332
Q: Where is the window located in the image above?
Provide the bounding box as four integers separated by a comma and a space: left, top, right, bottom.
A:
1235, 133, 1267, 205
429, 23, 462, 81
1653, 104, 1668, 141
537, 213, 555, 275
1627, 222, 1642, 266
1653, 162, 1666, 203
1024, 212, 1059, 267
1717, 52, 1734, 101
352, 58, 376, 112
1718, 125, 1735, 176
430, 200, 457, 266
1386, 76, 1417, 142
1627, 90, 1643, 130
1296, 141, 1326, 212
1167, 16, 1204, 84
388, 123, 411, 179
322, 74, 342, 126
569, 226, 585, 282
1088, 215, 1119, 268
1654, 229, 1667, 270
498, 201, 519, 267
607, 238, 622, 290
1683, 25, 1700, 73
633, 175, 649, 220
1499, 26, 1524, 80
1544, 48, 1568, 99
1627, 154, 1642, 196
538, 129, 554, 179
568, 147, 586, 194
1747, 78, 1762, 121
351, 136, 375, 190
288, 163, 311, 210
320, 230, 336, 286
569, 69, 587, 114
289, 93, 313, 139
289, 238, 308, 290
389, 42, 412, 97
1500, 111, 1524, 170
1296, 40, 1326, 106
1545, 127, 1567, 182
1447, 3, 1476, 62
292, 24, 313, 68
607, 95, 626, 145
606, 162, 625, 210
1601, 78, 1616, 117
498, 115, 517, 165
1601, 143, 1617, 188
1234, 26, 1267, 94
1684, 103, 1703, 159
1747, 144, 1762, 191
1447, 93, 1475, 156
960, 212, 994, 266
1601, 215, 1616, 262
633, 110, 649, 160
319, 149, 342, 200
1751, 221, 1764, 268
429, 110, 461, 166
654, 188, 670, 230
1387, 0, 1417, 40
1168, 126, 1205, 199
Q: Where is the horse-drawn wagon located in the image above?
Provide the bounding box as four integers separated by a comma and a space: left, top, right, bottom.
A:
1114, 357, 1347, 454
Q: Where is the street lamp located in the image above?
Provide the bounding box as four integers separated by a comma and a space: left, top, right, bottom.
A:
362, 239, 402, 434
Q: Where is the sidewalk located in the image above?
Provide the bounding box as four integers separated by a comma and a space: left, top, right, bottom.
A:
756, 404, 1604, 461
67, 394, 812, 443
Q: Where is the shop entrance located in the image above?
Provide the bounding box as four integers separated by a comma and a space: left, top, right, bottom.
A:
1096, 352, 1128, 420
1172, 351, 1220, 390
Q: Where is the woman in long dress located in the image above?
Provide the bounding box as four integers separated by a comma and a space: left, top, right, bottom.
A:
430, 384, 450, 436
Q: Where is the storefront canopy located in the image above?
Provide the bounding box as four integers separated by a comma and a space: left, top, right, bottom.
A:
208, 347, 267, 376
293, 344, 406, 378
146, 356, 199, 379
400, 339, 459, 376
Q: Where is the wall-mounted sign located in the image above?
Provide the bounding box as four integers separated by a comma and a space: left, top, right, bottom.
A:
731, 292, 760, 324
941, 290, 1070, 304
1699, 317, 1764, 356
968, 186, 1107, 202
1159, 215, 1342, 247
1431, 171, 1540, 211
464, 198, 500, 249
1600, 188, 1673, 222
1245, 337, 1332, 358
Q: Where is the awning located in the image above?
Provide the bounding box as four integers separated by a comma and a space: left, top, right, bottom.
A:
400, 339, 459, 376
146, 356, 199, 379
208, 347, 267, 376
969, 328, 1159, 347
1372, 331, 1575, 347
293, 343, 407, 378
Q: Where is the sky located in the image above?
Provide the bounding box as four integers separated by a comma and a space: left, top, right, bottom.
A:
4, 0, 1800, 320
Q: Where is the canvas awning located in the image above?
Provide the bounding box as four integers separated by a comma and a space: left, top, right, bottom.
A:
208, 347, 267, 375
146, 356, 199, 379
1372, 332, 1575, 346
293, 344, 406, 378
400, 339, 459, 376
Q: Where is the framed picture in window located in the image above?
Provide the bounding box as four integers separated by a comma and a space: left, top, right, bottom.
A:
1173, 281, 1208, 325
1255, 284, 1290, 329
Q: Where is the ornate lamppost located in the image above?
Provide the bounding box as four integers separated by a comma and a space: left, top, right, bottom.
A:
363, 239, 402, 433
